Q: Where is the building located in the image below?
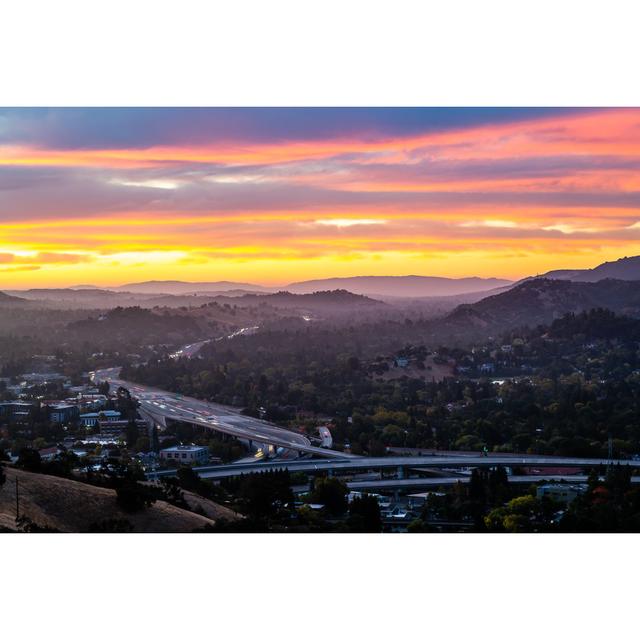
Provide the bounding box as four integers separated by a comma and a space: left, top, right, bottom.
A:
79, 412, 100, 428
536, 483, 586, 504
21, 372, 68, 385
0, 401, 36, 422
79, 410, 121, 428
99, 418, 147, 437
48, 403, 80, 424
38, 446, 62, 461
159, 445, 209, 465
77, 393, 108, 410
395, 357, 409, 368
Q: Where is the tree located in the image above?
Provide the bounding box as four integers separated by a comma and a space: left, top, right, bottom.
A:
407, 518, 434, 533
116, 478, 158, 513
177, 466, 202, 491
233, 470, 293, 518
126, 418, 140, 447
347, 495, 382, 532
16, 448, 41, 472
309, 477, 348, 516
484, 494, 556, 532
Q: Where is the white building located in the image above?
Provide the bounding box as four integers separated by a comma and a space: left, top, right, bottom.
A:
159, 445, 209, 465
79, 410, 121, 428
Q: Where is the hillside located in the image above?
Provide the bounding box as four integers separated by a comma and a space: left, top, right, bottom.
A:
67, 306, 209, 346
0, 291, 29, 306
220, 289, 384, 308
4, 288, 152, 309
444, 278, 640, 334
286, 275, 512, 297
570, 255, 640, 282
0, 467, 238, 532
533, 255, 640, 283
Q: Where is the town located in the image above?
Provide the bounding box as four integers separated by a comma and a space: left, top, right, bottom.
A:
2, 301, 639, 533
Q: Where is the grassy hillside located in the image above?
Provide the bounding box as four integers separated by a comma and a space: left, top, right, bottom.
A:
0, 467, 239, 533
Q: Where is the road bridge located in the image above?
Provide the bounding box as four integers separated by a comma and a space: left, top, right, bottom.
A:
146, 454, 638, 481
93, 367, 354, 459
340, 475, 640, 493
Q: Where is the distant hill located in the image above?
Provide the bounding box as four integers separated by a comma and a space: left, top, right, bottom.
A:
528, 255, 640, 283
16, 288, 118, 299
228, 289, 385, 308
568, 255, 640, 282
207, 290, 386, 319
114, 280, 272, 294
286, 275, 512, 297
444, 278, 640, 334
67, 306, 208, 346
0, 291, 29, 306
4, 287, 160, 309
1, 287, 266, 310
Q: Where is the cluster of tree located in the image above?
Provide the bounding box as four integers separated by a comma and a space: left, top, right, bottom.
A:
559, 465, 640, 532
68, 306, 207, 350
193, 471, 382, 533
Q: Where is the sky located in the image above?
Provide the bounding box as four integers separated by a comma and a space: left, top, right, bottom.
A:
2, 107, 640, 288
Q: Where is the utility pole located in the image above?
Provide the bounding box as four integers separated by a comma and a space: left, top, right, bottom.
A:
608, 434, 613, 464
15, 477, 19, 521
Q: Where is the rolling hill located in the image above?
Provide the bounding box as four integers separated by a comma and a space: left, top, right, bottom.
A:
219, 289, 385, 308
532, 255, 640, 283
114, 280, 272, 294
107, 276, 513, 298
285, 275, 512, 297
444, 278, 640, 334
0, 291, 29, 306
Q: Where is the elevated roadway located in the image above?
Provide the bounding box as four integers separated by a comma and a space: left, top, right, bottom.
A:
145, 454, 638, 481
92, 367, 353, 459
342, 475, 640, 492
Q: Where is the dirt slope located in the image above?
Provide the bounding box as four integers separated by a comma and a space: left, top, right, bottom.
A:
0, 467, 224, 533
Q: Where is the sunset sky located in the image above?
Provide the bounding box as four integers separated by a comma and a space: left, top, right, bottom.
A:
2, 107, 640, 288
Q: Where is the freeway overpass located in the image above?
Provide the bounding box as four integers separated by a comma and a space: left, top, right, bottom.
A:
340, 475, 640, 493
146, 453, 639, 481
92, 367, 353, 459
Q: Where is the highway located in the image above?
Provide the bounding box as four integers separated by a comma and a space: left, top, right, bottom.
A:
92, 367, 353, 459
145, 453, 639, 481
169, 340, 213, 359
342, 475, 640, 492
169, 327, 260, 359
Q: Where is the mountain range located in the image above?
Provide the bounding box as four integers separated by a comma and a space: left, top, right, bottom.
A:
284, 275, 512, 297
5, 254, 640, 317
105, 256, 640, 297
